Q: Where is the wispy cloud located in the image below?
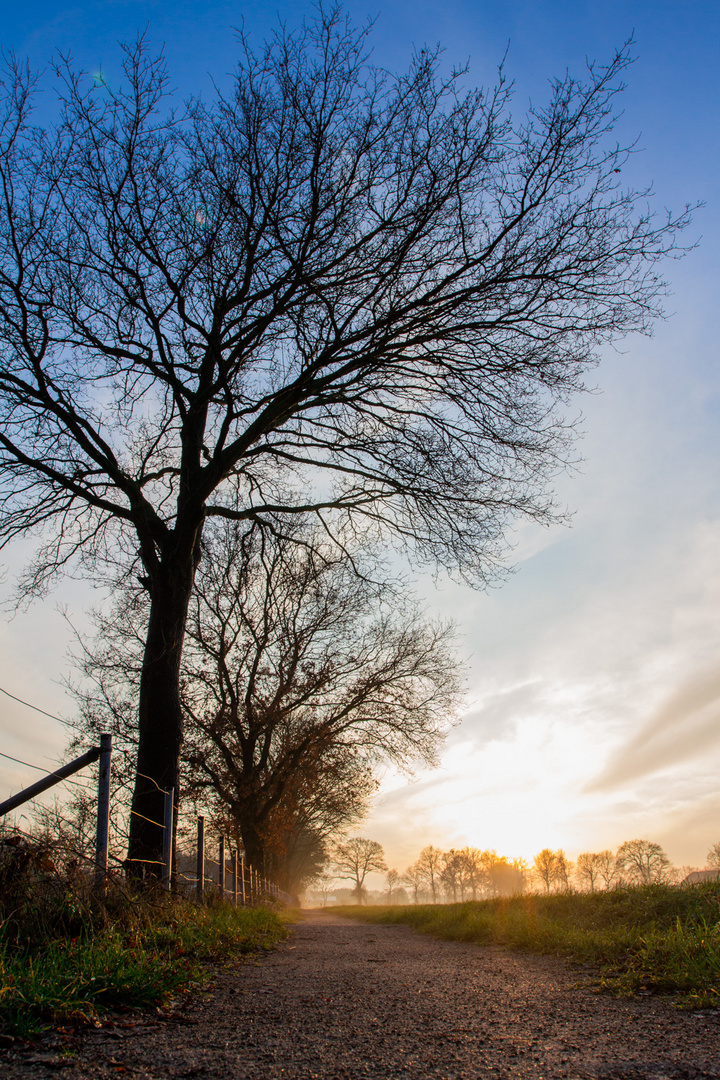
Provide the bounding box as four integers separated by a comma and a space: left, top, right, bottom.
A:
587, 666, 720, 791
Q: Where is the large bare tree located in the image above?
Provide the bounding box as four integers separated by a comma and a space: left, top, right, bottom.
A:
0, 8, 689, 871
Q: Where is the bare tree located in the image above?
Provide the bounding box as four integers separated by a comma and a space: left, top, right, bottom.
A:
533, 848, 558, 893
575, 851, 603, 892
333, 836, 387, 902
402, 862, 424, 904
440, 848, 468, 902
616, 839, 672, 885
0, 10, 690, 871
308, 870, 337, 907
707, 842, 720, 870
73, 518, 459, 888
458, 847, 485, 900
385, 868, 400, 903
416, 844, 443, 903
595, 849, 619, 890
553, 850, 574, 892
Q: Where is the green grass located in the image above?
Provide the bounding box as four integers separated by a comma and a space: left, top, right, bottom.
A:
336, 883, 720, 1008
0, 900, 288, 1038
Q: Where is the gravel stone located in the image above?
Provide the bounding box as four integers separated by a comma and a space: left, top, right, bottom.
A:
3, 909, 719, 1079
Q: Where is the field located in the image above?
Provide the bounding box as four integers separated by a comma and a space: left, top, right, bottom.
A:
336, 883, 720, 1008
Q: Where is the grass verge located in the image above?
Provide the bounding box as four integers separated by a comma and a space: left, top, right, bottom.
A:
336, 883, 720, 1008
0, 898, 288, 1039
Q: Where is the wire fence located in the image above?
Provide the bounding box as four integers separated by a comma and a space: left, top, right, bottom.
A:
0, 693, 295, 907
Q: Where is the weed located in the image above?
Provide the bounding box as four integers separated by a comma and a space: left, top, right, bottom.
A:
0, 835, 289, 1038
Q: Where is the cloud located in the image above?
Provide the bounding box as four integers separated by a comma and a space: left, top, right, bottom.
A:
587, 665, 720, 791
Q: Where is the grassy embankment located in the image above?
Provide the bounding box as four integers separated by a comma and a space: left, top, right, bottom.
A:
337, 883, 720, 1008
0, 837, 289, 1038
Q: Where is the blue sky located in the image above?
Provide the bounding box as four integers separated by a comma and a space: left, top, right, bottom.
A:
1, 1, 719, 880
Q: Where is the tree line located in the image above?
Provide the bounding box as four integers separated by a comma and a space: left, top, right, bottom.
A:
313, 837, 720, 904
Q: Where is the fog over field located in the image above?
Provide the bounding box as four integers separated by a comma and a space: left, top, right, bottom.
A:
0, 0, 718, 882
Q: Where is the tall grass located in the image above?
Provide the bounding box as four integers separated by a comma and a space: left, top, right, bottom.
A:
0, 834, 289, 1037
337, 884, 720, 1008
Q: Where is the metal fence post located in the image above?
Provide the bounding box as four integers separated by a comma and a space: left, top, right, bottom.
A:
219, 835, 225, 899
231, 850, 238, 907
162, 787, 174, 892
196, 815, 205, 903
239, 855, 247, 906
93, 733, 112, 896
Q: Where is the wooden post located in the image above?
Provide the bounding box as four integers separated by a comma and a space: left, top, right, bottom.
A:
93, 733, 112, 897
196, 816, 205, 903
231, 850, 238, 907
219, 836, 225, 899
162, 787, 174, 892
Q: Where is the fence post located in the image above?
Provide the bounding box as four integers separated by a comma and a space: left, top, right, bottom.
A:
196, 816, 205, 903
162, 787, 174, 892
219, 835, 225, 899
93, 733, 112, 897
239, 855, 247, 906
231, 850, 238, 907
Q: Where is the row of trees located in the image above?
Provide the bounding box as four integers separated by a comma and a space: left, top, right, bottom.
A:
72, 521, 460, 892
534, 840, 676, 892
314, 838, 720, 903
0, 8, 688, 877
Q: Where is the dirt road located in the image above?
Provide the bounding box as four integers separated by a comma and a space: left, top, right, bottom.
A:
3, 908, 720, 1079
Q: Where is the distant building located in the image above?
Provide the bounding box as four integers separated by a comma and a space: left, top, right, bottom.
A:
682, 869, 720, 885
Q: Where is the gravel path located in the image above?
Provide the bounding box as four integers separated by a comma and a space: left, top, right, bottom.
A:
3, 908, 720, 1079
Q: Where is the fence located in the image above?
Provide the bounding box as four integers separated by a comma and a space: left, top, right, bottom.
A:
0, 731, 294, 906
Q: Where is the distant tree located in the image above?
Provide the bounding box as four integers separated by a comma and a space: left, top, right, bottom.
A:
554, 850, 574, 892
576, 852, 603, 892
0, 12, 690, 874
386, 868, 401, 903
616, 839, 672, 885
458, 847, 485, 900
333, 837, 387, 902
707, 842, 720, 870
309, 870, 337, 907
595, 849, 619, 890
533, 848, 558, 893
481, 851, 528, 896
402, 862, 424, 904
440, 849, 466, 902
416, 845, 443, 903
533, 847, 574, 892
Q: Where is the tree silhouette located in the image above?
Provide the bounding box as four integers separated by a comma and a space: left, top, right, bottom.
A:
0, 9, 690, 871
333, 836, 387, 901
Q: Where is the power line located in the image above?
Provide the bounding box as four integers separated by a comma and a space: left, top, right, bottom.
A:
0, 748, 52, 773
0, 685, 72, 727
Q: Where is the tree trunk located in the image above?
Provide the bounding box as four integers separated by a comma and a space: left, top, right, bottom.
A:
237, 813, 266, 877
127, 548, 198, 878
